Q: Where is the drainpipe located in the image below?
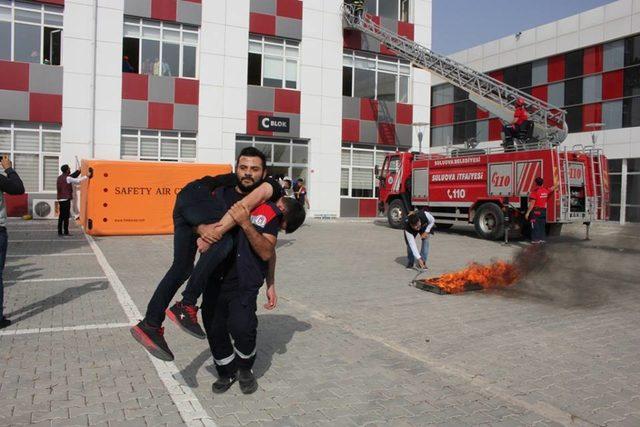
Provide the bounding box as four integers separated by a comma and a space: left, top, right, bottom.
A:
89, 0, 98, 158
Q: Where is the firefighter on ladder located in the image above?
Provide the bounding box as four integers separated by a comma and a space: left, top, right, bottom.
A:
525, 176, 559, 244
503, 97, 528, 151
346, 0, 365, 22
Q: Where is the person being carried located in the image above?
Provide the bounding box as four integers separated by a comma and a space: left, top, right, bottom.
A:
503, 97, 529, 150
525, 176, 559, 244
403, 208, 435, 270
131, 148, 305, 361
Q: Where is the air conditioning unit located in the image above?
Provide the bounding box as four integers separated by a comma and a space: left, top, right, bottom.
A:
32, 199, 58, 219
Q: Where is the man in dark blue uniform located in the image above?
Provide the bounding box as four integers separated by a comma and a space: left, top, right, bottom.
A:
201, 156, 290, 395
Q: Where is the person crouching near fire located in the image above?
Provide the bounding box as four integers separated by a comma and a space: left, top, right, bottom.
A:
403, 209, 435, 270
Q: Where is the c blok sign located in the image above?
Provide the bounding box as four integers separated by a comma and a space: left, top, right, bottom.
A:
258, 115, 290, 132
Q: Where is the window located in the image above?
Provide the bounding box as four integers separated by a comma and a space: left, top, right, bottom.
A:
341, 144, 395, 198
564, 49, 584, 79
622, 97, 640, 127
235, 136, 308, 185
452, 122, 477, 145
248, 35, 299, 89
363, 0, 411, 22
565, 105, 583, 133
564, 78, 583, 106
623, 65, 640, 98
624, 34, 640, 67
122, 17, 198, 78
0, 121, 60, 192
0, 0, 63, 64
343, 51, 411, 103
120, 129, 196, 162
503, 63, 532, 89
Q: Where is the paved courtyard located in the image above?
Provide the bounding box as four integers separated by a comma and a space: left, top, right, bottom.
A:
0, 217, 639, 426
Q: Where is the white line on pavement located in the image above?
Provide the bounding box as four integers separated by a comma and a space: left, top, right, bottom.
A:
7, 253, 94, 258
0, 322, 130, 336
84, 233, 216, 427
11, 239, 86, 242
5, 276, 107, 284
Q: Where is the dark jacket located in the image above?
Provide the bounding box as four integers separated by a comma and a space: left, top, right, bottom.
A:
175, 173, 283, 227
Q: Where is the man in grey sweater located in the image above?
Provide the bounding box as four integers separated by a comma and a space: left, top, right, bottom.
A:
0, 155, 25, 329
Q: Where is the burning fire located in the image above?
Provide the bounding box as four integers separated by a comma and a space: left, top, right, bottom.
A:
426, 260, 520, 294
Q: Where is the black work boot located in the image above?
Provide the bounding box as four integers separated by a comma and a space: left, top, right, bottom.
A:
238, 369, 258, 394
130, 320, 174, 361
166, 301, 206, 339
212, 373, 237, 394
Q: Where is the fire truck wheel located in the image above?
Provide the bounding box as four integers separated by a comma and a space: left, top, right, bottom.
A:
387, 199, 406, 229
473, 203, 504, 240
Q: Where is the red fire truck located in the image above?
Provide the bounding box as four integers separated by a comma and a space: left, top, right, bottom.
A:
377, 145, 609, 239
342, 4, 610, 239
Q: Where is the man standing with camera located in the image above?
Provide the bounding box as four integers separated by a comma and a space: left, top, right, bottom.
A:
0, 155, 25, 329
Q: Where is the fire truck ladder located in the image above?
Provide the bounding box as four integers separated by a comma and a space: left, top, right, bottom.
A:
586, 147, 606, 220
342, 4, 568, 145
551, 146, 571, 222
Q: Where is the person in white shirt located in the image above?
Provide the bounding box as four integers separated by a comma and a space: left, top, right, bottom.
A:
403, 209, 435, 270
56, 165, 91, 236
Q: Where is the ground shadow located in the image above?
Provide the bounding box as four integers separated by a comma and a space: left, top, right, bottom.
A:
3, 262, 42, 287
4, 280, 108, 323
178, 314, 311, 387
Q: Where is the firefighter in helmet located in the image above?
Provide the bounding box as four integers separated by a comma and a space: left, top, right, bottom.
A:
346, 0, 365, 22
525, 176, 559, 244
503, 97, 529, 150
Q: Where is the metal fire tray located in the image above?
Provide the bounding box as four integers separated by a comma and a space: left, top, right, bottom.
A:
411, 279, 484, 295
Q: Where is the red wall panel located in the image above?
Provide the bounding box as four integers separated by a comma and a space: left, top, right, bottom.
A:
358, 199, 377, 217
602, 70, 623, 100
488, 118, 502, 141
29, 93, 61, 123
246, 110, 274, 136
343, 30, 362, 49
547, 54, 565, 82
148, 102, 174, 130
489, 70, 503, 82
377, 122, 396, 145
582, 103, 602, 131
360, 98, 378, 121
0, 61, 29, 91
476, 107, 489, 120
430, 104, 453, 126
276, 0, 302, 19
274, 88, 300, 114
342, 119, 359, 141
250, 13, 276, 36
174, 78, 199, 105
4, 193, 28, 217
151, 0, 177, 22
531, 85, 548, 102
122, 73, 149, 100
397, 21, 415, 41
583, 45, 603, 75
396, 103, 413, 124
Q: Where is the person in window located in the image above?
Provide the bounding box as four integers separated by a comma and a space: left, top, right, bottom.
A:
0, 155, 25, 329
503, 97, 528, 149
142, 58, 152, 75
122, 55, 134, 73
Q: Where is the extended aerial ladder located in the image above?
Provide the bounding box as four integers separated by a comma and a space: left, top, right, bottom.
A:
342, 4, 569, 146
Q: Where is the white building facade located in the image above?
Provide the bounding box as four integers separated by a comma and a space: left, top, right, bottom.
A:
0, 0, 432, 218
429, 0, 640, 223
